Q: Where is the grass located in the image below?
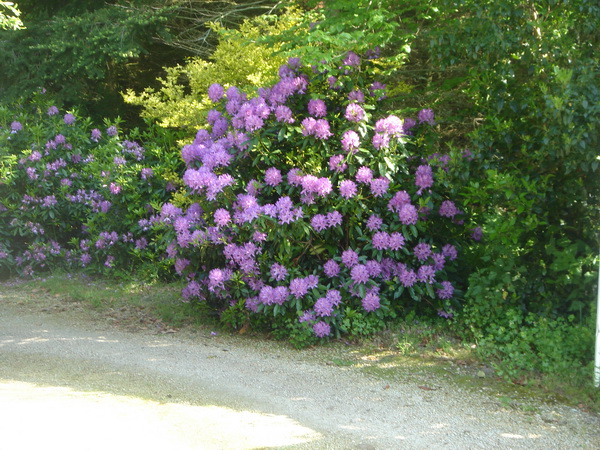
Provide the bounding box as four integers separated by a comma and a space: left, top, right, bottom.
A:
1, 272, 217, 331
2, 272, 599, 414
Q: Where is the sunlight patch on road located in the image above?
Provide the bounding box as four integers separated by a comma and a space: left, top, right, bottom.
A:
0, 380, 321, 450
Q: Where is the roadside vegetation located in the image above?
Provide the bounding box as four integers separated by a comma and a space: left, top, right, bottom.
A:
1, 0, 598, 411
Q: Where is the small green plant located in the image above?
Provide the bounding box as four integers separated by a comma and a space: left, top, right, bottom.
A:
464, 306, 595, 383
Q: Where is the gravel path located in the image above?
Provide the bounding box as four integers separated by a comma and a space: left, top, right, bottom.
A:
0, 293, 599, 449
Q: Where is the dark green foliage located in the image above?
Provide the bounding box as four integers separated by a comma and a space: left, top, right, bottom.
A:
0, 1, 180, 123
384, 0, 600, 319
398, 0, 600, 378
267, 0, 410, 69
463, 306, 595, 382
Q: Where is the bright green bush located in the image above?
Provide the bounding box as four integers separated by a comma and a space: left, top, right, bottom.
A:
0, 1, 23, 30
123, 11, 302, 131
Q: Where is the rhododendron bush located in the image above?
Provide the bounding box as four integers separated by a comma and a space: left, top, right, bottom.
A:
155, 54, 479, 341
0, 93, 182, 279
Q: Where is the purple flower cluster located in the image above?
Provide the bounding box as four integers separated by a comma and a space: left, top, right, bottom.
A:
341, 130, 360, 153
270, 263, 288, 281
323, 259, 340, 277
339, 179, 357, 199
208, 268, 232, 292
418, 108, 435, 125
313, 289, 342, 318
439, 200, 459, 218
301, 117, 332, 139
372, 231, 405, 251
345, 103, 366, 122
415, 165, 433, 193
289, 274, 319, 299
308, 98, 327, 117
264, 167, 282, 186
329, 154, 347, 173
310, 211, 342, 232
372, 115, 404, 150
259, 285, 290, 305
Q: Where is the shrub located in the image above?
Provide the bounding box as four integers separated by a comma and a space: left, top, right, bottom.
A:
0, 92, 183, 279
123, 10, 302, 131
153, 52, 479, 340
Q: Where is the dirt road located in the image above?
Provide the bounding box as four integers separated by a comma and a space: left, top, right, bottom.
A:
0, 289, 599, 449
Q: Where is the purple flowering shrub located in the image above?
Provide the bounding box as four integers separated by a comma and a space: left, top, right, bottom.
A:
158, 53, 479, 341
0, 94, 182, 278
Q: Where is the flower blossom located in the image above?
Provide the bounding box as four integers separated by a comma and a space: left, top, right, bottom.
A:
341, 130, 360, 153
418, 108, 435, 125
313, 321, 331, 337
366, 214, 383, 231
398, 203, 418, 225
208, 83, 224, 102
329, 154, 347, 172
270, 263, 288, 281
275, 105, 294, 123
351, 264, 370, 284
413, 243, 432, 261
314, 296, 334, 317
323, 259, 340, 277
345, 103, 365, 122
343, 51, 361, 67
264, 167, 282, 186
63, 113, 76, 125
90, 128, 102, 142
213, 208, 231, 227
372, 231, 390, 250
339, 179, 357, 199
370, 177, 389, 197
341, 249, 359, 267
437, 281, 454, 299
439, 200, 459, 218
355, 166, 373, 184
442, 244, 458, 261
308, 98, 327, 117
415, 165, 433, 193
362, 292, 380, 312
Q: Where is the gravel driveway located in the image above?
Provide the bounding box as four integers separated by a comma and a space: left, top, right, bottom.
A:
0, 289, 599, 449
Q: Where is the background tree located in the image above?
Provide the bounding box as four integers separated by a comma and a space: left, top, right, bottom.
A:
0, 1, 23, 29
0, 0, 180, 122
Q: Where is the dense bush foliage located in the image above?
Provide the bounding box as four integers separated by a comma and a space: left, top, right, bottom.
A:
149, 53, 481, 343
0, 92, 184, 280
